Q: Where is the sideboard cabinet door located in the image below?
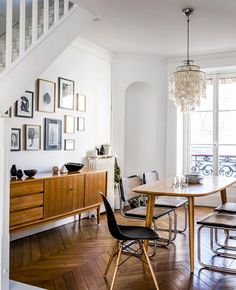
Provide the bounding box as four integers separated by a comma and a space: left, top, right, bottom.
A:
44, 175, 85, 218
85, 172, 107, 207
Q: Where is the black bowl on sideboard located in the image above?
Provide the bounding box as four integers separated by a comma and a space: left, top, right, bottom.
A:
64, 163, 84, 172
24, 169, 38, 177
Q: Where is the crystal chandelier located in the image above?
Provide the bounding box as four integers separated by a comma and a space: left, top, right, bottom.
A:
169, 8, 206, 112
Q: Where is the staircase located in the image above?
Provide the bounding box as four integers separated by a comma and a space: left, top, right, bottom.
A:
0, 0, 93, 114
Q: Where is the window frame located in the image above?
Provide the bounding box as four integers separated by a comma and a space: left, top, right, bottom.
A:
184, 72, 236, 176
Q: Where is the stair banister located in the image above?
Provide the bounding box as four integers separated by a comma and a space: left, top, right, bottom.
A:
6, 0, 13, 67
19, 0, 26, 55
54, 0, 59, 24
32, 0, 38, 43
43, 0, 49, 34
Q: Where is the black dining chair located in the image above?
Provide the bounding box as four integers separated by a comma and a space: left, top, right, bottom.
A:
143, 170, 188, 235
100, 192, 160, 290
119, 175, 174, 245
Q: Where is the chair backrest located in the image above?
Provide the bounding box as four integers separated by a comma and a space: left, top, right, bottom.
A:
143, 170, 159, 184
99, 192, 125, 240
119, 175, 142, 202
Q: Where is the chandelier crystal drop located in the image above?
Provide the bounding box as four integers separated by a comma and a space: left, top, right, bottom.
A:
169, 8, 206, 112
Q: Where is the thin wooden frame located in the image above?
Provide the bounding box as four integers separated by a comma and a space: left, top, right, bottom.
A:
37, 79, 56, 113
64, 139, 75, 151
77, 117, 85, 131
15, 91, 34, 118
44, 118, 62, 150
11, 128, 21, 151
58, 77, 74, 110
76, 93, 86, 112
64, 115, 75, 134
24, 124, 41, 151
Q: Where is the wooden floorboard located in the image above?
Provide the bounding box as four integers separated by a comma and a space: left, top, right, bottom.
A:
10, 206, 236, 290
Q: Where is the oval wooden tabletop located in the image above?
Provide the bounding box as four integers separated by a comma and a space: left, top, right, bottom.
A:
133, 176, 236, 197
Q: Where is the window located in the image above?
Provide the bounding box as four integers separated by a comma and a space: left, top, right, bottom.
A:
185, 74, 236, 177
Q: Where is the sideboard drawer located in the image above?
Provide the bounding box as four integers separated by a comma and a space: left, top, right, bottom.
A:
11, 181, 44, 197
10, 193, 43, 212
10, 207, 43, 226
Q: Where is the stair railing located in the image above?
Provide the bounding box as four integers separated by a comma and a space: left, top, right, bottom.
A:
2, 0, 78, 73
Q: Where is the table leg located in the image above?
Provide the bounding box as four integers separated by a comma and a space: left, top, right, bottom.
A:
144, 195, 156, 250
188, 197, 195, 273
220, 188, 227, 204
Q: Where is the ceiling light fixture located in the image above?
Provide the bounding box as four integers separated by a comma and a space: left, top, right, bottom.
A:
169, 8, 206, 112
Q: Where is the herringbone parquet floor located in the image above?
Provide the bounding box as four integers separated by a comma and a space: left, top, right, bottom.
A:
10, 207, 236, 290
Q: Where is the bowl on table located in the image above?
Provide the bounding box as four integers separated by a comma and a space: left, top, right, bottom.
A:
185, 172, 203, 184
24, 169, 38, 177
64, 163, 84, 172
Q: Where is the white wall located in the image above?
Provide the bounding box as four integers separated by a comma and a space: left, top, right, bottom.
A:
8, 37, 112, 172
112, 54, 167, 179
167, 51, 236, 206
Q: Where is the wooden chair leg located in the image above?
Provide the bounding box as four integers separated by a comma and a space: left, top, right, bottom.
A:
110, 244, 122, 290
104, 240, 119, 277
142, 243, 160, 290
97, 205, 101, 225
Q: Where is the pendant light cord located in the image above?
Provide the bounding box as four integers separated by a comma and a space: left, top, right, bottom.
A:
187, 14, 190, 65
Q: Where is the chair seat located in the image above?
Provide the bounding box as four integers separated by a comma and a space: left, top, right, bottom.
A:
197, 213, 236, 228
155, 197, 187, 208
119, 225, 160, 240
215, 202, 236, 213
124, 206, 172, 219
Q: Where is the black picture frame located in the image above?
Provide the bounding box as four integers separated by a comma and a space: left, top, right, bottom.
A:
15, 91, 34, 118
58, 77, 75, 110
11, 128, 21, 151
44, 118, 62, 150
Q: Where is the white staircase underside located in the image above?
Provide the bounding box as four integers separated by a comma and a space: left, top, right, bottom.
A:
0, 7, 93, 115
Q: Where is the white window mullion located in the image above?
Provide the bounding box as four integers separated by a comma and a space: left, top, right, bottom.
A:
213, 76, 219, 175
183, 112, 191, 173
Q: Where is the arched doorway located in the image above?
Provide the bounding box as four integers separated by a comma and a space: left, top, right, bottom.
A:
124, 81, 158, 176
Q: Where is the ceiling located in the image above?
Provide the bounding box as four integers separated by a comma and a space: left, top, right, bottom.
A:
79, 0, 236, 58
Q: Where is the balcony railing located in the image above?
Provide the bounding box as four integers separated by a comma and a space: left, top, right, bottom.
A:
191, 154, 236, 177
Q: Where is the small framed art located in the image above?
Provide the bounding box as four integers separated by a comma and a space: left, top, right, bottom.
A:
24, 124, 41, 150
11, 128, 21, 151
76, 93, 86, 112
64, 115, 75, 133
15, 91, 34, 118
37, 79, 56, 113
77, 117, 85, 131
2, 108, 12, 118
64, 139, 75, 151
44, 118, 62, 150
58, 77, 74, 110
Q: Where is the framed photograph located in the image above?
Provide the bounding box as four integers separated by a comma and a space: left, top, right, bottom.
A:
2, 108, 12, 118
24, 124, 41, 150
37, 79, 56, 113
44, 118, 62, 150
11, 128, 21, 151
58, 77, 74, 110
77, 117, 85, 131
76, 93, 86, 112
64, 139, 75, 151
64, 115, 75, 134
15, 91, 34, 118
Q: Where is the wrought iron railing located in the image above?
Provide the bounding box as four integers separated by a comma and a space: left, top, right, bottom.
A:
191, 154, 236, 177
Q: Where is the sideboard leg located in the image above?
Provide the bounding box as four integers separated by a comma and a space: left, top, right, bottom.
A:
97, 205, 101, 225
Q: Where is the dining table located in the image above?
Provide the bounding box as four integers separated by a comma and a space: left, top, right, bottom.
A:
132, 175, 236, 273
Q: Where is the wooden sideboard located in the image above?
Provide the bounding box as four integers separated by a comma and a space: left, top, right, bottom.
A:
10, 169, 107, 231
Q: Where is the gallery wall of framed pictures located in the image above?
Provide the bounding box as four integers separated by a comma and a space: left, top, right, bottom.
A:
9, 76, 87, 153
